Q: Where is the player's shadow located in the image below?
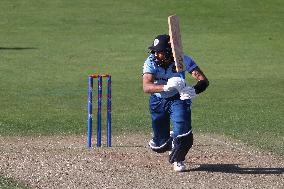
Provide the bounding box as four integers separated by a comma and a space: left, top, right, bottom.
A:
0, 47, 37, 50
188, 164, 284, 174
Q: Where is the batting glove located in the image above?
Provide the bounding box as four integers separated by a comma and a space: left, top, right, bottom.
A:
179, 86, 197, 100
163, 77, 186, 92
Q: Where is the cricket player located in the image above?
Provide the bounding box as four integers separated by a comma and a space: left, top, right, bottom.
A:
142, 34, 209, 172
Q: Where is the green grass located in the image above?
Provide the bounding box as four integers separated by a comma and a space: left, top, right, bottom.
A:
0, 176, 29, 189
0, 0, 283, 156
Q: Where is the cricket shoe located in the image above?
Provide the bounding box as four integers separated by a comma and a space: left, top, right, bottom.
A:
173, 161, 186, 172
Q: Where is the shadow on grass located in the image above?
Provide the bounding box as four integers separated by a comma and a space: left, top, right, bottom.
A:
188, 164, 284, 174
0, 47, 37, 50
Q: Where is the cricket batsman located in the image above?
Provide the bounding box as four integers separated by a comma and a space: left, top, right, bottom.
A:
142, 34, 209, 172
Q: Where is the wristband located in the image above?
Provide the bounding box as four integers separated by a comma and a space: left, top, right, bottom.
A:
193, 80, 209, 94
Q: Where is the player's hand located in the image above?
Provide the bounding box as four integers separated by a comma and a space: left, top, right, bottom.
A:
179, 86, 197, 100
163, 77, 186, 92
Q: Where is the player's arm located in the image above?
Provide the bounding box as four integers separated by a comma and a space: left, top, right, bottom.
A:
143, 73, 164, 93
190, 67, 209, 94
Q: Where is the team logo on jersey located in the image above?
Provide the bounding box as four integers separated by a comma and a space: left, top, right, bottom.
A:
154, 39, 159, 46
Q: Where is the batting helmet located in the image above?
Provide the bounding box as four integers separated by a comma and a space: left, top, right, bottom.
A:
148, 34, 171, 53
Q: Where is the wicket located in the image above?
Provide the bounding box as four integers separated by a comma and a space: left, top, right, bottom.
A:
87, 74, 112, 148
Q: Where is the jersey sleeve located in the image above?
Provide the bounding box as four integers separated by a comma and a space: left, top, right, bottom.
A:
184, 55, 198, 73
143, 55, 156, 74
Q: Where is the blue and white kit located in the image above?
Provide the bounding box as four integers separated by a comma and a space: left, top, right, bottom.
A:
143, 53, 198, 163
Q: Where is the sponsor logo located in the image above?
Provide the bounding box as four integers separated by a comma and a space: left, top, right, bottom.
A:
154, 39, 159, 46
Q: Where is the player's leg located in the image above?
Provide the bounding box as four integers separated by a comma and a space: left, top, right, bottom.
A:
169, 99, 193, 171
148, 95, 172, 153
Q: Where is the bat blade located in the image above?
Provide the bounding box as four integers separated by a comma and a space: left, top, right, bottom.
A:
168, 15, 185, 72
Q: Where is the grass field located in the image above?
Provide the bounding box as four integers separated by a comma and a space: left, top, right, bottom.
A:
0, 0, 283, 160
0, 176, 29, 189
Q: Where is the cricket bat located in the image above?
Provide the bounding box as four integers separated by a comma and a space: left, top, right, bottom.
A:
168, 15, 185, 72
